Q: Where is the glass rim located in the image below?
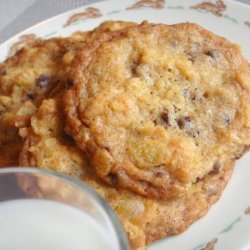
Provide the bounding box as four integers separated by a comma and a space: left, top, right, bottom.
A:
0, 167, 130, 250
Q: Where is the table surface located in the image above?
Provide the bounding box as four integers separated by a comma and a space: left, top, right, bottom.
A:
0, 0, 249, 44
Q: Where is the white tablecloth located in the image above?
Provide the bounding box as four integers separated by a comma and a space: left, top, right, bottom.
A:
0, 0, 249, 43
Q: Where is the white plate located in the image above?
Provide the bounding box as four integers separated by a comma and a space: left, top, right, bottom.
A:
1, 1, 250, 249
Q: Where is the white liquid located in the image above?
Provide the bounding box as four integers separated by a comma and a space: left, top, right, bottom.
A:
0, 199, 117, 250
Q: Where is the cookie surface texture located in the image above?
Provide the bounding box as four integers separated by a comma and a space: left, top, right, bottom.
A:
0, 36, 84, 166
0, 20, 136, 166
19, 96, 234, 250
65, 22, 250, 199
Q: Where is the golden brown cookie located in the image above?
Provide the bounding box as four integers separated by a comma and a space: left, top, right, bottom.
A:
0, 20, 136, 167
19, 96, 234, 249
0, 36, 84, 166
65, 21, 250, 200
72, 20, 136, 41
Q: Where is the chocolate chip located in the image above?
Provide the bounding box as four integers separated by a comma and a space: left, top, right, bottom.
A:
130, 63, 138, 77
177, 119, 185, 129
27, 93, 35, 100
203, 92, 209, 98
224, 114, 231, 126
204, 49, 221, 60
154, 169, 165, 178
62, 133, 75, 145
37, 74, 51, 88
195, 177, 202, 183
104, 146, 110, 152
209, 162, 220, 175
161, 110, 169, 125
15, 48, 24, 56
66, 79, 73, 89
187, 52, 198, 62
204, 50, 213, 57
177, 116, 191, 129
108, 173, 118, 185
213, 162, 220, 171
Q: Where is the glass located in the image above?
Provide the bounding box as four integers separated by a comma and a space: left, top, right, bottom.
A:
0, 167, 129, 250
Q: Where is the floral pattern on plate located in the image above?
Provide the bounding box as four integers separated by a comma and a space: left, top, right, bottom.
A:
203, 238, 218, 250
127, 0, 165, 10
64, 7, 102, 27
7, 34, 37, 57
190, 0, 226, 17
245, 21, 250, 27
245, 206, 250, 215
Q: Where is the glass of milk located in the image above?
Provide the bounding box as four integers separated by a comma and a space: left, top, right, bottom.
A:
0, 167, 129, 250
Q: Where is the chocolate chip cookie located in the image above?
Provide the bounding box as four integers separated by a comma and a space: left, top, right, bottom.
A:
65, 22, 250, 199
0, 20, 136, 166
19, 96, 234, 249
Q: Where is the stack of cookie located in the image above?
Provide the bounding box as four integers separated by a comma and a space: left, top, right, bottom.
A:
1, 20, 250, 249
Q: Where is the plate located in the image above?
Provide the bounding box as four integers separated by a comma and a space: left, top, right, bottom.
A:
1, 0, 250, 249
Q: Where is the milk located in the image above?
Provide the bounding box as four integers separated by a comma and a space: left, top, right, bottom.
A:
0, 199, 117, 250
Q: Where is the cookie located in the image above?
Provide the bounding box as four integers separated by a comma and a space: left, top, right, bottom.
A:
19, 96, 234, 249
0, 36, 83, 166
0, 144, 22, 166
72, 20, 136, 41
0, 20, 136, 166
65, 22, 250, 200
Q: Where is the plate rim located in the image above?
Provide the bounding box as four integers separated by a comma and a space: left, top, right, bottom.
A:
0, 0, 249, 49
